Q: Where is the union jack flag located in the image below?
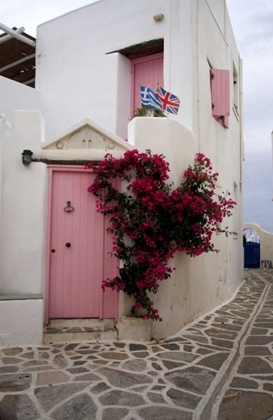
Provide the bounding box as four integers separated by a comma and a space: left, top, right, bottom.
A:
156, 86, 180, 115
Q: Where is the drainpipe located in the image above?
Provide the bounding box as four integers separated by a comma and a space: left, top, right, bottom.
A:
0, 115, 11, 292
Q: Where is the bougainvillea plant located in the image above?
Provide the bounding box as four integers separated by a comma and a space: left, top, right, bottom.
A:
86, 150, 236, 321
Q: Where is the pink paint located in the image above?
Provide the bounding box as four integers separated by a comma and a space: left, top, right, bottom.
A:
131, 53, 164, 115
46, 166, 118, 322
210, 68, 230, 124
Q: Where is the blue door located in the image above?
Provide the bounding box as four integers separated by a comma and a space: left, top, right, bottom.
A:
244, 242, 260, 268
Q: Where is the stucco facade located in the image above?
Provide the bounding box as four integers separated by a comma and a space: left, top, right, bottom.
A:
0, 0, 243, 345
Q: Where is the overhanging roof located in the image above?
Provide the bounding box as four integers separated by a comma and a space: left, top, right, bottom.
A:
0, 27, 36, 88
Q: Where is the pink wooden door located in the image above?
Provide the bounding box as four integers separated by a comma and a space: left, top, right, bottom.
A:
47, 167, 118, 320
131, 53, 164, 114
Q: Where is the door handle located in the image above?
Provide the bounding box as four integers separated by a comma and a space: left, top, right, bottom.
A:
66, 243, 71, 248
51, 249, 55, 253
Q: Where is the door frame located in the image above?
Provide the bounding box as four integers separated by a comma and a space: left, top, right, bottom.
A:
45, 165, 119, 324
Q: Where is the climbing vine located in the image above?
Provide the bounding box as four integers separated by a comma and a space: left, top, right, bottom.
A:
86, 150, 236, 321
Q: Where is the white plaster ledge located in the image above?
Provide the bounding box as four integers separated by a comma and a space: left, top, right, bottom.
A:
0, 293, 43, 301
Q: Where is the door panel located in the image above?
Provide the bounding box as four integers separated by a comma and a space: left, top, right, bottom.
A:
48, 169, 118, 319
131, 53, 164, 113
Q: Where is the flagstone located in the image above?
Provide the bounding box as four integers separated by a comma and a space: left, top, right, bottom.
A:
73, 372, 101, 381
217, 390, 273, 420
151, 346, 163, 352
158, 351, 197, 363
102, 407, 129, 420
244, 346, 271, 356
165, 366, 216, 395
183, 335, 209, 344
51, 393, 97, 420
133, 352, 149, 358
184, 345, 195, 352
34, 383, 88, 412
205, 328, 237, 340
98, 352, 128, 360
147, 392, 166, 404
250, 327, 269, 335
114, 342, 125, 348
36, 370, 70, 385
211, 323, 242, 331
162, 360, 186, 370
195, 348, 214, 355
0, 373, 32, 392
0, 394, 39, 420
253, 322, 273, 328
73, 360, 87, 366
161, 343, 180, 351
24, 365, 55, 372
230, 377, 259, 389
23, 360, 48, 367
197, 352, 229, 370
99, 390, 146, 406
238, 357, 273, 375
90, 382, 110, 394
264, 383, 273, 392
167, 388, 201, 409
53, 354, 69, 368
98, 367, 153, 388
152, 362, 162, 371
21, 351, 35, 359
211, 339, 233, 349
66, 367, 89, 374
1, 348, 23, 356
138, 406, 192, 420
147, 370, 158, 376
1, 356, 24, 364
129, 344, 147, 351
123, 359, 147, 372
38, 351, 50, 359
0, 366, 19, 373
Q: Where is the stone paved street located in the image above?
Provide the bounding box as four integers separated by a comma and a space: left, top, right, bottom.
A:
1, 269, 273, 419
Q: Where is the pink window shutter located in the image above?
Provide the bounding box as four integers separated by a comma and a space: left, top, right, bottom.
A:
210, 69, 230, 118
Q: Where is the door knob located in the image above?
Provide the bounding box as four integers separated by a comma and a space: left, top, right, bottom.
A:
66, 243, 71, 248
51, 249, 55, 253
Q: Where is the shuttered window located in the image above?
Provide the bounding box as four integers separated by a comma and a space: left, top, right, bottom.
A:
210, 69, 230, 128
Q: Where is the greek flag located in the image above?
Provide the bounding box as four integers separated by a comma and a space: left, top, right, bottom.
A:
140, 86, 162, 110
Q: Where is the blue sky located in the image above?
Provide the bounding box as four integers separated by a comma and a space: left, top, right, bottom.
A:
1, 0, 272, 231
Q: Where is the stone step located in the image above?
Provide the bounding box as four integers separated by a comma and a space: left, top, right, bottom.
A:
43, 329, 118, 345
49, 318, 115, 329
43, 318, 117, 344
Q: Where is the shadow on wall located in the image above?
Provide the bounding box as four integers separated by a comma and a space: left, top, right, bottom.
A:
243, 223, 273, 269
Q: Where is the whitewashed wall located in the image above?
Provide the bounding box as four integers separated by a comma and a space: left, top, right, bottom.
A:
129, 116, 242, 339
0, 76, 41, 126
0, 299, 43, 346
1, 112, 47, 295
35, 0, 193, 139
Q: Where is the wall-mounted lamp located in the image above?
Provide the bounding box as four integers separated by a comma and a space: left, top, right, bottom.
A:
22, 149, 33, 166
153, 13, 164, 22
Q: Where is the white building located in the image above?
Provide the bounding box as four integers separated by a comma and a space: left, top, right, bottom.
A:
0, 0, 243, 346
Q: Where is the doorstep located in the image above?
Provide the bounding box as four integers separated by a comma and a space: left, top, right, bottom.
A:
43, 318, 117, 344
